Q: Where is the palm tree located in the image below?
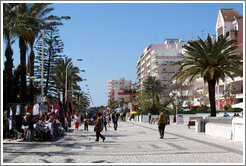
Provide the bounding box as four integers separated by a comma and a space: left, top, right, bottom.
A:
173, 34, 243, 117
143, 75, 163, 112
3, 4, 17, 105
6, 3, 56, 103
74, 91, 90, 109
52, 57, 82, 103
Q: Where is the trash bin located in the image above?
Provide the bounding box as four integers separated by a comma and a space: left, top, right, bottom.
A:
196, 119, 208, 132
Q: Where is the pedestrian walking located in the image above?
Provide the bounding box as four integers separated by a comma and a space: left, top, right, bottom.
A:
84, 118, 89, 131
112, 111, 118, 131
74, 113, 80, 131
148, 111, 152, 124
107, 114, 111, 127
102, 113, 107, 131
94, 112, 105, 142
158, 110, 167, 139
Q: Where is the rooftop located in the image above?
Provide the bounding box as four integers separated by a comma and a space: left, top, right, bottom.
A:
220, 9, 242, 22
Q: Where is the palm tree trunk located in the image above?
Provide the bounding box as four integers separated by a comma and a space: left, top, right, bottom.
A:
19, 35, 27, 103
5, 43, 14, 104
29, 49, 35, 103
208, 80, 216, 117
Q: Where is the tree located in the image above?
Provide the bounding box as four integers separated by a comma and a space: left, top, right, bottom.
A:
192, 90, 208, 106
108, 101, 118, 113
52, 57, 82, 102
167, 81, 187, 122
143, 76, 163, 112
223, 84, 236, 105
4, 3, 56, 103
173, 34, 243, 117
34, 26, 64, 99
136, 90, 152, 113
3, 4, 17, 105
27, 4, 60, 103
73, 91, 90, 110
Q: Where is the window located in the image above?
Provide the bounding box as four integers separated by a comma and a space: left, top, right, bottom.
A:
226, 31, 229, 37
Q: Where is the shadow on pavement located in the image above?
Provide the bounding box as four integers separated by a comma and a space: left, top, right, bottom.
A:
92, 160, 113, 163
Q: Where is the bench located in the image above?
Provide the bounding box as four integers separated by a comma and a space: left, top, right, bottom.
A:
187, 116, 203, 129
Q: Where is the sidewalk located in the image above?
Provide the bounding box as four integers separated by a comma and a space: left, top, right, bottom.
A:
2, 120, 244, 164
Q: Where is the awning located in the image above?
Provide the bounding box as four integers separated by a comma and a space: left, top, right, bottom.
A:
232, 102, 244, 109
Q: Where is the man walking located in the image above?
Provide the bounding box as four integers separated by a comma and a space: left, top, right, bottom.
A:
94, 112, 105, 142
158, 110, 167, 139
112, 111, 118, 131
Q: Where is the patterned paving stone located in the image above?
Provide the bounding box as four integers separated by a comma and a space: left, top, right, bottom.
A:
2, 120, 244, 164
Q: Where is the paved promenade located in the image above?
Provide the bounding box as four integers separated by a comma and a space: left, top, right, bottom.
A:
2, 121, 244, 164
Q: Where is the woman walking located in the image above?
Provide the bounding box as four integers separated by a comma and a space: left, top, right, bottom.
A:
74, 113, 80, 132
94, 112, 105, 142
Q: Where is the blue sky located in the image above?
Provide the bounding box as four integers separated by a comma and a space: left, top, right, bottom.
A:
3, 2, 243, 107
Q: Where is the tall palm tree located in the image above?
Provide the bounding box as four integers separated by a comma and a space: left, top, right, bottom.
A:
3, 4, 17, 105
143, 75, 163, 110
52, 57, 82, 102
27, 4, 62, 103
173, 34, 243, 117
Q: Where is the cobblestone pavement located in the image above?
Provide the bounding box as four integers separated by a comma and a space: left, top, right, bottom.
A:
2, 121, 244, 164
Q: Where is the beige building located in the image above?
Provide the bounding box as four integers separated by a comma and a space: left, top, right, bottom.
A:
107, 78, 137, 105
137, 39, 186, 100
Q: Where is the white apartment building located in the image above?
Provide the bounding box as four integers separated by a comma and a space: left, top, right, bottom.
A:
107, 78, 137, 105
137, 39, 186, 99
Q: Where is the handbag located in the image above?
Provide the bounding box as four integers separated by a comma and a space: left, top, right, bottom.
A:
94, 126, 98, 132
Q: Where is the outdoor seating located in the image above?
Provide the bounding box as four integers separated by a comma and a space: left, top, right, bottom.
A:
187, 116, 203, 129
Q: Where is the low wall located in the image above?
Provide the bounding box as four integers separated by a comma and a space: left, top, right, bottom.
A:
205, 122, 232, 140
232, 117, 244, 142
132, 113, 243, 142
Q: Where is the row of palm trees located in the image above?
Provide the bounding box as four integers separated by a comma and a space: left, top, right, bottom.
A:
4, 3, 58, 104
3, 3, 90, 109
137, 34, 243, 117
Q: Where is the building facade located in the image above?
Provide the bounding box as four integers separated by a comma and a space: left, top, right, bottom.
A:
215, 9, 243, 110
177, 8, 243, 110
107, 78, 137, 105
137, 39, 186, 100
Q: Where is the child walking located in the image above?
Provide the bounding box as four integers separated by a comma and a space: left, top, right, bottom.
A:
84, 118, 89, 131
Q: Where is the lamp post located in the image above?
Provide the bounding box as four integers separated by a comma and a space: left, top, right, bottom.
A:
41, 16, 71, 104
65, 59, 83, 102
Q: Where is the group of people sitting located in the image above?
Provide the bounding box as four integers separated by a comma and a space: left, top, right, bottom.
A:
22, 111, 69, 141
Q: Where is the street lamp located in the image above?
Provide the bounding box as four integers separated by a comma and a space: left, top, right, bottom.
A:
65, 59, 83, 102
41, 16, 71, 104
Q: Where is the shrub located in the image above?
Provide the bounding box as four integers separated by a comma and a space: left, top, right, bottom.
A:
233, 108, 243, 112
224, 105, 232, 111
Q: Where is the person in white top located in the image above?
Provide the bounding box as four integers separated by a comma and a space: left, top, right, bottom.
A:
74, 113, 80, 131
